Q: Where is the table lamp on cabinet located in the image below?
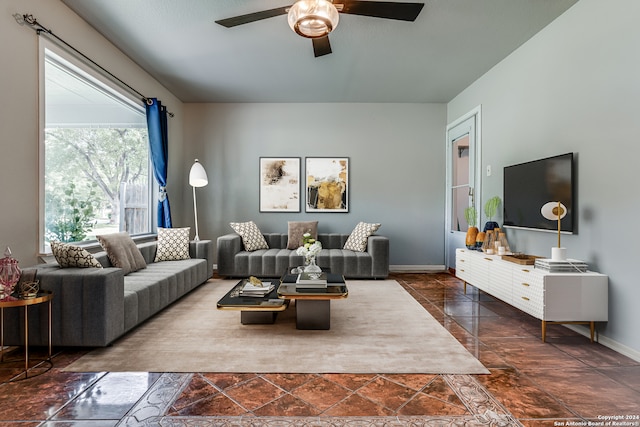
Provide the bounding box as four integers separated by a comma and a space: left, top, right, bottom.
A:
541, 201, 567, 261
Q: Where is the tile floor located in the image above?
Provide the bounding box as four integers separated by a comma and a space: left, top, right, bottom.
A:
1, 273, 639, 426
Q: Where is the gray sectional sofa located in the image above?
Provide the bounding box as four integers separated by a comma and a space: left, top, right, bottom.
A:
217, 233, 389, 279
4, 239, 213, 347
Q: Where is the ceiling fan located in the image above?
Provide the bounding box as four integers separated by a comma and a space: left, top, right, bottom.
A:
215, 0, 425, 57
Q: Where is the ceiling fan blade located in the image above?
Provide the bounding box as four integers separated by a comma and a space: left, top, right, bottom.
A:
215, 6, 290, 28
339, 1, 424, 21
312, 36, 332, 57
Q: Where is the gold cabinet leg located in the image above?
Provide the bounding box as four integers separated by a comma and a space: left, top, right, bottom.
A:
590, 321, 595, 343
464, 281, 467, 294
541, 320, 547, 343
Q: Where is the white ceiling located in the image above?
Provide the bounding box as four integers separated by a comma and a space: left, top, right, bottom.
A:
60, 0, 578, 103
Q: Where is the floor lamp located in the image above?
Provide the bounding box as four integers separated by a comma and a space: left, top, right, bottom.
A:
189, 159, 208, 241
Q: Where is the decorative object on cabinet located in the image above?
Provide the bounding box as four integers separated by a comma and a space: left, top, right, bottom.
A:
464, 207, 479, 249
541, 201, 568, 261
189, 159, 208, 241
501, 253, 541, 265
534, 258, 588, 273
483, 196, 501, 231
495, 229, 511, 255
482, 227, 510, 255
259, 157, 301, 213
481, 230, 496, 254
475, 231, 485, 250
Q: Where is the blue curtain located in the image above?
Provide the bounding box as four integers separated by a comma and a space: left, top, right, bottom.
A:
145, 98, 172, 228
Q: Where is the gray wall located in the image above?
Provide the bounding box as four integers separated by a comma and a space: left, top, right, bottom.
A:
182, 103, 446, 268
448, 0, 640, 356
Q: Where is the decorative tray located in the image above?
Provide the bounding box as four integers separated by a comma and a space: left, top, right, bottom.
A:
501, 254, 542, 265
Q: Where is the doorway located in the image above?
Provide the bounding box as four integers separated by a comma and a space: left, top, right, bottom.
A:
445, 107, 481, 270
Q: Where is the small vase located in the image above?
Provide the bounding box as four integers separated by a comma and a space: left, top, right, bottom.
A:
465, 226, 479, 249
483, 221, 499, 232
304, 257, 322, 273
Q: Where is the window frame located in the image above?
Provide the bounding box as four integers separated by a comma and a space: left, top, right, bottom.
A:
38, 39, 156, 254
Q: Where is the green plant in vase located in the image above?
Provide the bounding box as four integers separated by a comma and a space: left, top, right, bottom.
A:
483, 196, 501, 232
464, 207, 478, 249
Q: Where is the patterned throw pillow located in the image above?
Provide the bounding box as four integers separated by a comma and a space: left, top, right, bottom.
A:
50, 241, 103, 268
343, 222, 381, 252
155, 227, 191, 262
230, 221, 269, 252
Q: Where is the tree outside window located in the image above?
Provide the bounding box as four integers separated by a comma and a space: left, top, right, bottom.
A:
43, 47, 152, 248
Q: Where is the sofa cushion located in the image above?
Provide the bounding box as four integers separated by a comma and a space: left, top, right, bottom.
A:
97, 232, 147, 275
344, 222, 381, 252
50, 241, 103, 268
155, 227, 191, 262
230, 221, 269, 251
286, 220, 318, 249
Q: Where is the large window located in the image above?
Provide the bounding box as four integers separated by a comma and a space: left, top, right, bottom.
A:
41, 45, 153, 251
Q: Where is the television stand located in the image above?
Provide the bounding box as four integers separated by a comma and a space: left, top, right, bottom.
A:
455, 249, 608, 342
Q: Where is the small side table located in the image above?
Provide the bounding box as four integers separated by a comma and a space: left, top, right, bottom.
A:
0, 290, 53, 381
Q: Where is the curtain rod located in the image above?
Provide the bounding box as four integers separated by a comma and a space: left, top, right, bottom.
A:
14, 13, 174, 118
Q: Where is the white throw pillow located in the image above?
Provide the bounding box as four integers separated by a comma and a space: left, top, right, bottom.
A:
155, 227, 191, 262
50, 241, 103, 268
230, 221, 269, 251
343, 222, 381, 252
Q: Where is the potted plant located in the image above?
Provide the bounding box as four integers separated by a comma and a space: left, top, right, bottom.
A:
483, 196, 501, 232
464, 207, 478, 249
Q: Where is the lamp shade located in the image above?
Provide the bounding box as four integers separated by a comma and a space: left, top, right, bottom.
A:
288, 0, 339, 38
541, 201, 567, 221
189, 159, 208, 187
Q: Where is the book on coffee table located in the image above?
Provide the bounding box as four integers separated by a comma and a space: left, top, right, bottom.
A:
240, 281, 275, 296
296, 272, 328, 288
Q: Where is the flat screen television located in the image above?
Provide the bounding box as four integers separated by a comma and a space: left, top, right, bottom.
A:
503, 152, 574, 233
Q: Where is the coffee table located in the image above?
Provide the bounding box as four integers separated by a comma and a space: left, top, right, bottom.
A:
278, 272, 348, 330
216, 279, 288, 324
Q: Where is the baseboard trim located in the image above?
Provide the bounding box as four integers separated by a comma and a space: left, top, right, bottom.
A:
564, 324, 640, 363
389, 265, 447, 273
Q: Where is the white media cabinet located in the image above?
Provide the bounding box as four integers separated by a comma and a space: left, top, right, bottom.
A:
455, 248, 608, 342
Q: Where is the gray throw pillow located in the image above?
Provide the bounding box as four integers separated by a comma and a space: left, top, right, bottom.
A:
287, 221, 319, 249
97, 232, 147, 275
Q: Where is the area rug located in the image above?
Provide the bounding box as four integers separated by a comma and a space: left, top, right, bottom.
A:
64, 279, 489, 374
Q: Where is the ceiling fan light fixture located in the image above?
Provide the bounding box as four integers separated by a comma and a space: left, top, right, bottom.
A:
288, 0, 339, 39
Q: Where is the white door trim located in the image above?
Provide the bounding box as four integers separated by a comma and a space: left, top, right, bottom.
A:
445, 105, 482, 269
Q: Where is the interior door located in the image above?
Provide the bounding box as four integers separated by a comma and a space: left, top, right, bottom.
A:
445, 108, 480, 270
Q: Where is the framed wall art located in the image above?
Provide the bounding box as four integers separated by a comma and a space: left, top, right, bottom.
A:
259, 157, 301, 212
305, 157, 349, 212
